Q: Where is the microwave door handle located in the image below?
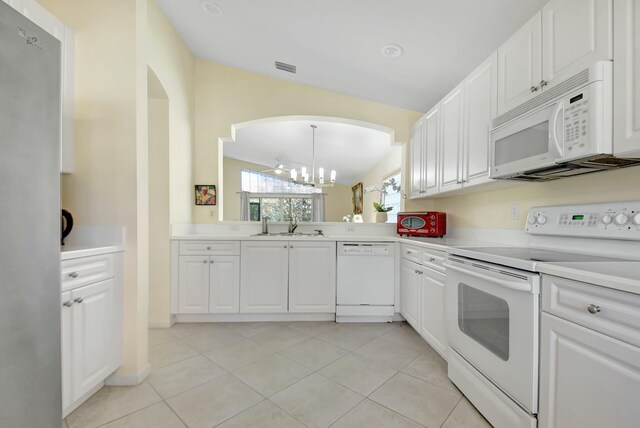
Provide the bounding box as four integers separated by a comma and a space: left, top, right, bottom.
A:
443, 261, 532, 292
550, 101, 564, 158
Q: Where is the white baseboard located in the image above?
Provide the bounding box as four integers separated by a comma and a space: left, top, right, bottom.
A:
175, 313, 336, 322
63, 381, 103, 418
105, 363, 151, 386
148, 315, 176, 328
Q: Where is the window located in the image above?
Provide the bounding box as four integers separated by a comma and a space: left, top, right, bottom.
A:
383, 171, 402, 224
241, 169, 321, 222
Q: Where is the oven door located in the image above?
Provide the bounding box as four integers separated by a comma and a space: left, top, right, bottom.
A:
490, 100, 564, 179
444, 257, 540, 413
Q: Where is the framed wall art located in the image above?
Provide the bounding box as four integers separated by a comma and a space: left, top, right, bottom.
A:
195, 185, 216, 205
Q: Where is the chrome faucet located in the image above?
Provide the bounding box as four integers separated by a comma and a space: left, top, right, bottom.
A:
288, 215, 298, 233
261, 216, 269, 235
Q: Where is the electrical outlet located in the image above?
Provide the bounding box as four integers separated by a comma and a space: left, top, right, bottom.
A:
229, 224, 239, 231
511, 203, 520, 221
210, 210, 215, 217
345, 226, 355, 233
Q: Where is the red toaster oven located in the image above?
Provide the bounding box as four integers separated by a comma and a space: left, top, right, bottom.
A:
397, 212, 446, 237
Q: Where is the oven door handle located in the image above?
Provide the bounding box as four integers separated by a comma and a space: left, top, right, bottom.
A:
443, 261, 532, 292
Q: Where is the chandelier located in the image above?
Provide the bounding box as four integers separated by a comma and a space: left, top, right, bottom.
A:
290, 124, 336, 187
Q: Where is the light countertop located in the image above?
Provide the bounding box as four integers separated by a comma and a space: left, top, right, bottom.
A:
537, 261, 640, 294
61, 244, 124, 261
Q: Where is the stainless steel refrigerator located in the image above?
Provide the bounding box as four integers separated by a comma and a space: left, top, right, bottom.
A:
0, 2, 62, 426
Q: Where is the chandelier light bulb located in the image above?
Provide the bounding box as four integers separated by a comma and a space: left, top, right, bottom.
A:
330, 170, 336, 182
290, 168, 297, 180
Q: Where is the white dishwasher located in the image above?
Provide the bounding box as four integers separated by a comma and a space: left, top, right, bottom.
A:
336, 242, 395, 322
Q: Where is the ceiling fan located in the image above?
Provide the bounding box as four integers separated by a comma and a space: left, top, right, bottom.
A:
261, 160, 289, 175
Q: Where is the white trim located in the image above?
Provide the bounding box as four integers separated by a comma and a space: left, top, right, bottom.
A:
176, 313, 336, 323
148, 320, 172, 328
63, 381, 104, 418
104, 363, 151, 386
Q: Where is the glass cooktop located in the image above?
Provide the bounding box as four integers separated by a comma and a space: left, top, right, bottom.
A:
449, 246, 625, 272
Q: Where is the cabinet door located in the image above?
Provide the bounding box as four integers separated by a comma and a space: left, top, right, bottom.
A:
61, 292, 72, 413
178, 256, 210, 313
409, 118, 426, 198
70, 280, 113, 403
542, 0, 612, 89
424, 104, 441, 196
439, 83, 464, 193
419, 269, 448, 359
289, 241, 336, 313
240, 241, 289, 313
498, 12, 542, 115
400, 259, 420, 330
540, 313, 640, 428
613, 0, 640, 156
463, 52, 497, 187
209, 256, 240, 313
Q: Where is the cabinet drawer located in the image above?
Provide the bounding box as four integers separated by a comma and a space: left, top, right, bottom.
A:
61, 254, 115, 292
179, 240, 240, 256
421, 248, 447, 273
401, 244, 421, 264
542, 275, 640, 348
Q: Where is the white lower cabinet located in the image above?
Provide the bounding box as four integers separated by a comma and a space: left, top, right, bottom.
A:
240, 241, 289, 313
400, 258, 421, 330
540, 313, 640, 428
240, 240, 336, 313
70, 279, 114, 402
401, 246, 448, 360
178, 256, 211, 314
288, 241, 336, 313
61, 252, 122, 417
419, 268, 447, 358
209, 256, 240, 313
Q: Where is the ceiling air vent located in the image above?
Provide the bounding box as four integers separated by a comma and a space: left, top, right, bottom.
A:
275, 61, 296, 74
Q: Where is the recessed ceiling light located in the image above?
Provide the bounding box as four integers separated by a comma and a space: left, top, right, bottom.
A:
200, 0, 223, 17
381, 44, 404, 59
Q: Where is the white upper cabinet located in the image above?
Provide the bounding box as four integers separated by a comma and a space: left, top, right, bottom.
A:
423, 105, 441, 195
463, 52, 498, 187
4, 0, 75, 173
409, 117, 426, 198
542, 0, 612, 90
439, 83, 465, 193
498, 12, 542, 115
613, 0, 640, 156
288, 241, 336, 313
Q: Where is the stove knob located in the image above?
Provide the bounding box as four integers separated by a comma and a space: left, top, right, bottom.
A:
614, 213, 629, 226
601, 214, 613, 225
527, 214, 537, 225
633, 213, 640, 226
537, 215, 548, 225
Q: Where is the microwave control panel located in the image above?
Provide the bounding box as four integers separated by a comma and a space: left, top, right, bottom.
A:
563, 91, 589, 153
526, 201, 640, 241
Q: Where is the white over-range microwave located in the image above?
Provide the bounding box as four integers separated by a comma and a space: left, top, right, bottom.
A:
490, 61, 640, 181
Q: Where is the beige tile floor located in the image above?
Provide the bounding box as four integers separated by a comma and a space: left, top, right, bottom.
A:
65, 322, 492, 428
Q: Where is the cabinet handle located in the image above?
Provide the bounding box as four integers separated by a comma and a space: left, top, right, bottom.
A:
206, 246, 212, 250
73, 297, 84, 304
203, 259, 208, 263
62, 301, 73, 308
587, 304, 601, 314
283, 244, 287, 248
68, 271, 79, 278
290, 245, 294, 248
540, 80, 548, 88
209, 259, 214, 264
530, 85, 539, 92
429, 257, 436, 262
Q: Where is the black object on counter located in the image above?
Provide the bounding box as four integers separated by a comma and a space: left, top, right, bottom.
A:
61, 209, 73, 245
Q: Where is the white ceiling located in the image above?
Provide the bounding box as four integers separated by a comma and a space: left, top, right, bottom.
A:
155, 0, 547, 112
224, 117, 394, 185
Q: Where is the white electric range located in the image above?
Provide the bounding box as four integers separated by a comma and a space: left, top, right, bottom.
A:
444, 201, 640, 428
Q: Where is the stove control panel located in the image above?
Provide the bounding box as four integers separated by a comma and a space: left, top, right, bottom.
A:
526, 201, 640, 240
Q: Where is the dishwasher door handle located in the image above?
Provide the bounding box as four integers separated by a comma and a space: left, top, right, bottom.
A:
443, 261, 533, 292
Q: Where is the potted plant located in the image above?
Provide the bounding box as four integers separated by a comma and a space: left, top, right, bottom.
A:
365, 177, 401, 223
373, 202, 393, 223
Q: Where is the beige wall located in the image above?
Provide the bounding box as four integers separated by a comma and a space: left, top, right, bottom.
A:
146, 0, 196, 327
358, 146, 403, 222
39, 0, 150, 375
194, 61, 423, 223
222, 157, 352, 222
406, 167, 640, 229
